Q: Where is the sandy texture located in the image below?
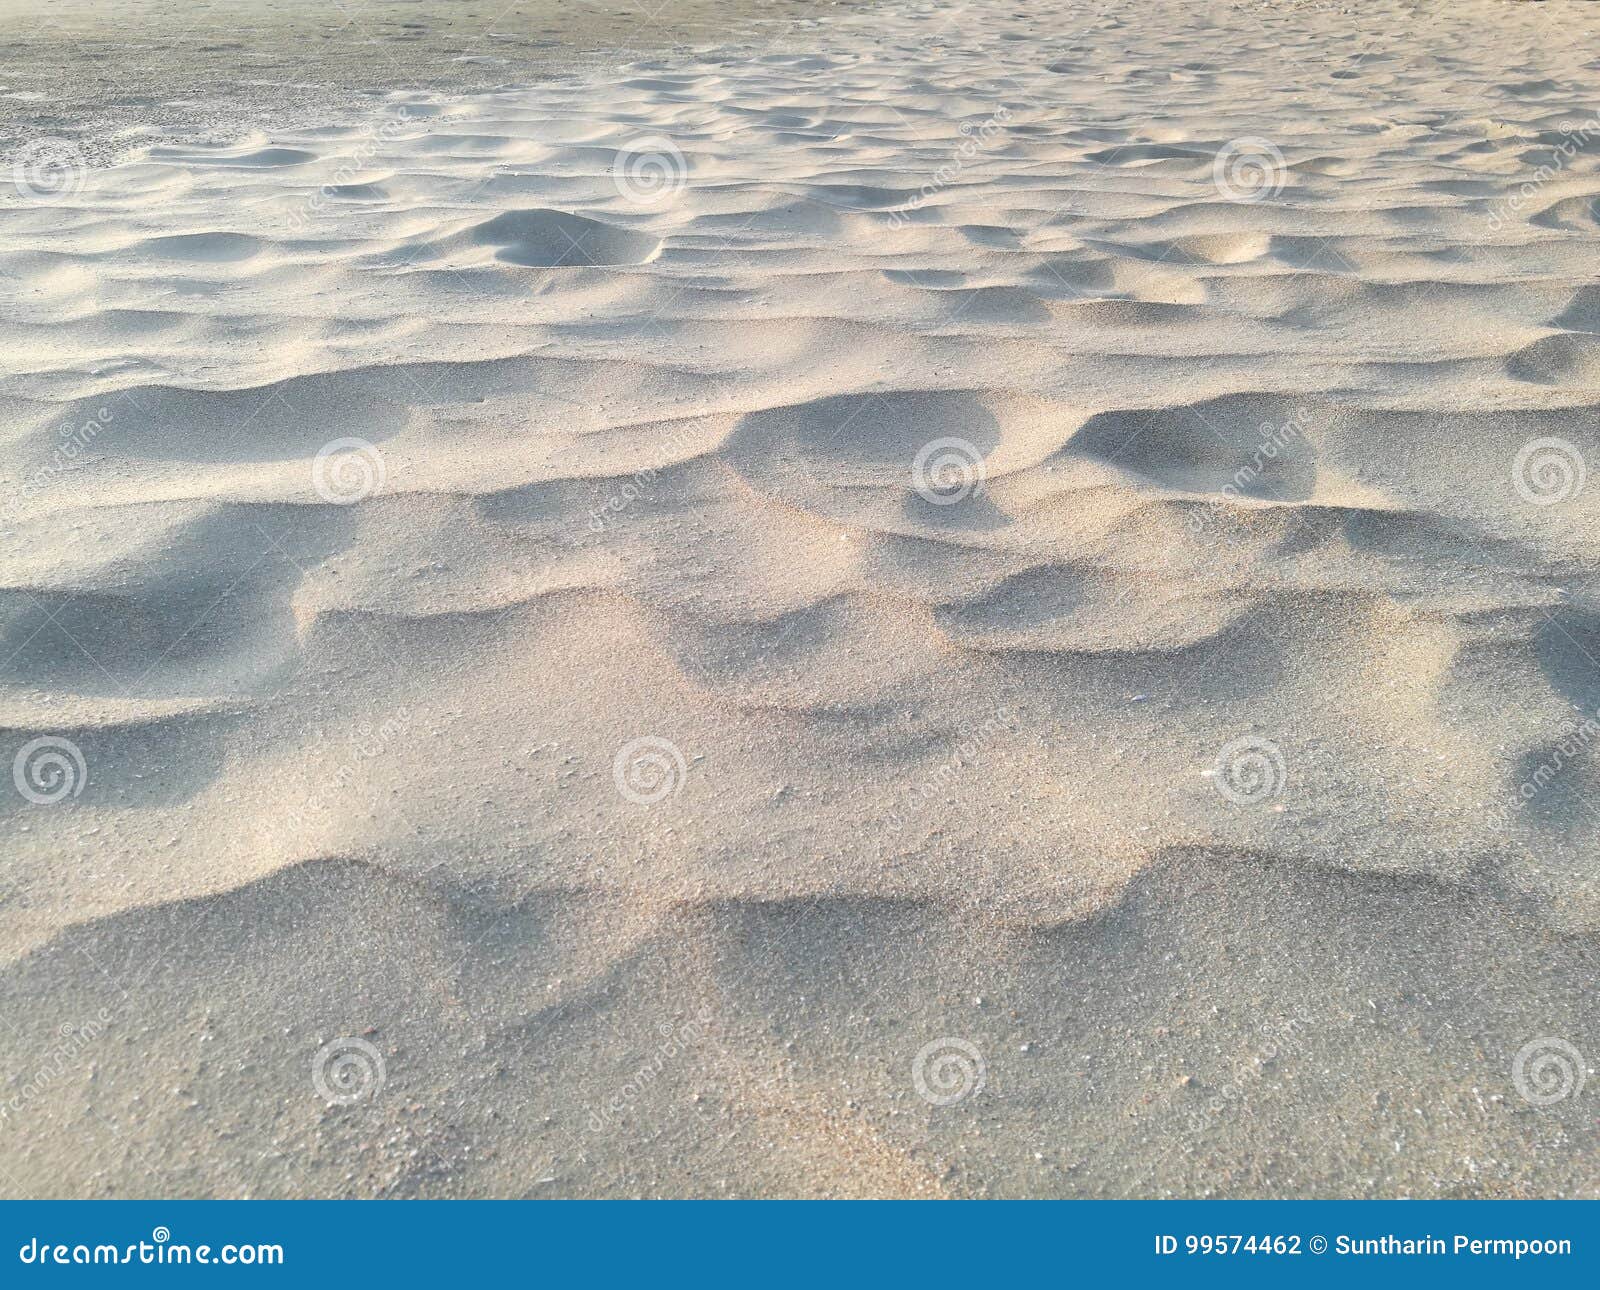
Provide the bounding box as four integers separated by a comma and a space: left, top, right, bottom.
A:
2, 0, 1599, 1197
0, 0, 863, 164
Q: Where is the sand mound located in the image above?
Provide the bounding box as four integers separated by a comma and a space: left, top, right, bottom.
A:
2, 0, 1598, 1200
470, 209, 662, 267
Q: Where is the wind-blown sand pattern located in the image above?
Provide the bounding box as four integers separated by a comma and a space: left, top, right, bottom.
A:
2, 0, 1599, 1197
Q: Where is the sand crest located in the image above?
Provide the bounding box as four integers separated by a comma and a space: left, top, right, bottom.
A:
1, 0, 1597, 1197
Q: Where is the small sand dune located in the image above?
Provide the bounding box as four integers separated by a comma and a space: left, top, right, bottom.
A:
1, 0, 1598, 1198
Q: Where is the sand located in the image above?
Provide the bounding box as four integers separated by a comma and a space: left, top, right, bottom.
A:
0, 0, 872, 168
1, 0, 1598, 1197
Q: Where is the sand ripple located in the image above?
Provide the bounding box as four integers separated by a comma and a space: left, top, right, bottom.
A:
2, 0, 1598, 1198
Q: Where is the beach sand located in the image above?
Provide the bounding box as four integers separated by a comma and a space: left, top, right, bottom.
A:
1, 0, 1597, 1197
0, 0, 864, 164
